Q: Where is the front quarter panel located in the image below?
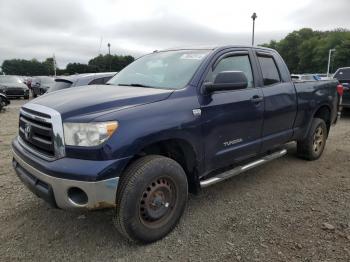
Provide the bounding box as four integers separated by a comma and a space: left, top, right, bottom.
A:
95, 88, 203, 166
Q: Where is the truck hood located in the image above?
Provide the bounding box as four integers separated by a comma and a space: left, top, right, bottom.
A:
31, 85, 173, 119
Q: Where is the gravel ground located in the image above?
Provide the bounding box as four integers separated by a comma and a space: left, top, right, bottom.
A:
0, 99, 350, 262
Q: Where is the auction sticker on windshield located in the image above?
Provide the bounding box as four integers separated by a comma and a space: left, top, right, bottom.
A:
180, 53, 207, 60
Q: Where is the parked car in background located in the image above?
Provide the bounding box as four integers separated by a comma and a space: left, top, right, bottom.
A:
316, 73, 333, 80
0, 91, 10, 111
0, 75, 29, 99
47, 72, 117, 93
333, 67, 350, 109
31, 76, 55, 97
291, 74, 320, 81
12, 46, 342, 243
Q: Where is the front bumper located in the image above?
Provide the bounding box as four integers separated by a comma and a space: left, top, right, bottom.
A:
6, 94, 26, 98
12, 148, 119, 210
5, 90, 28, 98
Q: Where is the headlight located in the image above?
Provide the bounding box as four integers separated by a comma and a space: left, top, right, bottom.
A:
63, 121, 118, 147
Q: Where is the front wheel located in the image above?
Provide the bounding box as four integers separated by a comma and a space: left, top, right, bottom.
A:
297, 118, 327, 160
114, 155, 188, 243
0, 97, 5, 111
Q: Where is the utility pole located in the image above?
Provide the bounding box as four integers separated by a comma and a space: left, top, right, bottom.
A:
53, 54, 57, 77
327, 48, 336, 77
251, 12, 257, 46
107, 43, 111, 71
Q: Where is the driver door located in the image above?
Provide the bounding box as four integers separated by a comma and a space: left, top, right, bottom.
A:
200, 50, 264, 172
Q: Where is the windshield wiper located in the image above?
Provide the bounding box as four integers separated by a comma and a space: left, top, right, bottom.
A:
117, 83, 155, 88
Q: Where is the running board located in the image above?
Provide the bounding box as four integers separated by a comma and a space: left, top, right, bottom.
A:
200, 149, 287, 188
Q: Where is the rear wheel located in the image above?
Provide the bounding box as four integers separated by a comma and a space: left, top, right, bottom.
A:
114, 155, 188, 243
297, 118, 327, 160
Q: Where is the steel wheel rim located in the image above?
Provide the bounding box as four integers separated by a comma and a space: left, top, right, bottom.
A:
313, 126, 324, 153
139, 177, 177, 227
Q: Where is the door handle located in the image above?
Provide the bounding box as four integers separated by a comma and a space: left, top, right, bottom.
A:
250, 95, 264, 103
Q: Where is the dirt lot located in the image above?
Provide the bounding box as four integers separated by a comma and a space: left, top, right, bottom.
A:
0, 99, 349, 261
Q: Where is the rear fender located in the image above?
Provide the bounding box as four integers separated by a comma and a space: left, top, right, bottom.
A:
301, 104, 331, 140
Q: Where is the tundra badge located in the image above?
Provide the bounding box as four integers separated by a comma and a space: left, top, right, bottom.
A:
192, 109, 201, 117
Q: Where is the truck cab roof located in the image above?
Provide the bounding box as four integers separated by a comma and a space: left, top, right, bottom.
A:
160, 45, 275, 53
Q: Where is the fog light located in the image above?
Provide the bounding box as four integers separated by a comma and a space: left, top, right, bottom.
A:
67, 187, 88, 206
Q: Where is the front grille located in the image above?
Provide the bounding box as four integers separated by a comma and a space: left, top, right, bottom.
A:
6, 88, 24, 96
19, 109, 55, 157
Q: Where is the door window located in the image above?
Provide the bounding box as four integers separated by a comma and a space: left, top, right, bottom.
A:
257, 56, 281, 86
205, 55, 254, 88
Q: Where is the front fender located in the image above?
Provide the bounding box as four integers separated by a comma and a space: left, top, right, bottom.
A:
97, 90, 203, 163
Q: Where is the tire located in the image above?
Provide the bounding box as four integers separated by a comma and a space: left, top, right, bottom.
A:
297, 118, 327, 160
115, 155, 188, 243
33, 93, 37, 98
24, 95, 29, 100
0, 97, 4, 111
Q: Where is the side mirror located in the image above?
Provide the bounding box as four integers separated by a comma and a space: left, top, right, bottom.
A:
203, 71, 248, 94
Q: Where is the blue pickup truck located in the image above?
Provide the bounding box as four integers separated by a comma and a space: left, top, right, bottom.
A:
12, 46, 342, 243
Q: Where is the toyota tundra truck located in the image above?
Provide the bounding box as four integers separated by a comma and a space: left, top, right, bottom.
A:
12, 46, 342, 243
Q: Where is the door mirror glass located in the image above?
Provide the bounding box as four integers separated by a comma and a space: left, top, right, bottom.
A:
203, 71, 248, 93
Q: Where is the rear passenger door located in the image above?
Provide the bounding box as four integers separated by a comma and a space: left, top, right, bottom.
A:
255, 51, 297, 152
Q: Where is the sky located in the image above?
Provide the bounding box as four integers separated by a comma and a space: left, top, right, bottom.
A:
0, 0, 349, 68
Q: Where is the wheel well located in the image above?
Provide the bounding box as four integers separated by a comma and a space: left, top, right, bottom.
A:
314, 105, 331, 133
129, 139, 200, 194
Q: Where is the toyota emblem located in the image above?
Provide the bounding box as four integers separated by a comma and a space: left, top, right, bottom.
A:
24, 124, 32, 140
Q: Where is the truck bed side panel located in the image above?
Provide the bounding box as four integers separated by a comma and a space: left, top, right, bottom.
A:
292, 80, 338, 140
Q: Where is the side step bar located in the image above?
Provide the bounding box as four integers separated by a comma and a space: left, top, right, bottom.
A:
200, 149, 287, 188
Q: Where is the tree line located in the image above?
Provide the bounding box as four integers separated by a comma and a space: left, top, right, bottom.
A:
261, 28, 350, 74
2, 28, 350, 76
1, 54, 135, 76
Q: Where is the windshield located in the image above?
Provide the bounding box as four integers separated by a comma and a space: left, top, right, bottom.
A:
107, 50, 210, 89
0, 75, 23, 84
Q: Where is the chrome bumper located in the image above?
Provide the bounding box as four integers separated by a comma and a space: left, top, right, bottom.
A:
12, 149, 119, 210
